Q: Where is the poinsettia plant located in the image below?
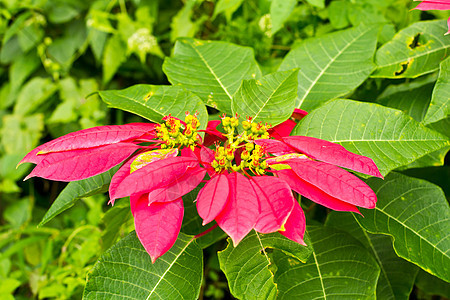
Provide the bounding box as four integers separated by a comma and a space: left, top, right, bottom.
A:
14, 1, 450, 298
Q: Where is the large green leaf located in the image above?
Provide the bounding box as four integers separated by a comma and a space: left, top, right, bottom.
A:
84, 231, 203, 300
326, 212, 418, 300
39, 167, 119, 227
273, 225, 380, 299
279, 25, 378, 111
356, 172, 450, 282
423, 57, 450, 125
292, 99, 450, 176
372, 20, 450, 78
218, 231, 312, 300
163, 38, 261, 114
231, 69, 298, 125
98, 85, 208, 129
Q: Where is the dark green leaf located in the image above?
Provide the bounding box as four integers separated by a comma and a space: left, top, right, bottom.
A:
39, 167, 119, 227
163, 38, 261, 114
326, 212, 418, 300
357, 172, 450, 282
83, 231, 203, 300
273, 225, 380, 299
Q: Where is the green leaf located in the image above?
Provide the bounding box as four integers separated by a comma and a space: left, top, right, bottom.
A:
270, 0, 297, 34
423, 57, 450, 125
98, 84, 208, 129
356, 172, 450, 282
273, 225, 380, 299
292, 99, 450, 176
279, 25, 378, 111
13, 78, 58, 116
231, 69, 298, 125
304, 0, 325, 8
39, 167, 119, 227
415, 270, 450, 298
218, 231, 312, 300
1, 114, 44, 155
328, 0, 350, 29
163, 38, 261, 114
326, 212, 418, 300
213, 0, 244, 20
372, 20, 450, 78
9, 51, 40, 101
170, 0, 203, 42
101, 201, 132, 251
83, 231, 203, 300
102, 34, 127, 84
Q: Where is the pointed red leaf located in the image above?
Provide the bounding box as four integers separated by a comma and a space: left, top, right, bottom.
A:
130, 194, 184, 263
215, 172, 259, 246
203, 120, 226, 147
251, 177, 295, 234
110, 157, 199, 202
38, 123, 156, 154
108, 154, 139, 205
279, 200, 306, 245
277, 169, 360, 213
148, 166, 206, 203
269, 119, 297, 140
254, 139, 296, 156
196, 173, 229, 225
25, 143, 139, 182
414, 1, 450, 10
286, 159, 377, 209
282, 136, 383, 178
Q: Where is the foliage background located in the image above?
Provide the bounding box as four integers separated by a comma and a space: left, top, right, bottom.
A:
0, 0, 449, 299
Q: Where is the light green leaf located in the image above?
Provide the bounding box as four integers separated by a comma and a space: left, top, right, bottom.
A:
423, 57, 450, 125
163, 38, 261, 114
372, 20, 450, 78
231, 69, 298, 125
102, 34, 127, 84
83, 231, 203, 300
170, 0, 203, 42
13, 78, 58, 116
273, 225, 380, 299
1, 114, 44, 155
305, 0, 325, 8
279, 25, 378, 111
270, 0, 297, 34
98, 84, 208, 129
213, 0, 244, 20
326, 212, 418, 300
292, 99, 450, 176
328, 0, 350, 29
356, 172, 450, 282
9, 51, 40, 101
39, 167, 119, 227
218, 231, 313, 300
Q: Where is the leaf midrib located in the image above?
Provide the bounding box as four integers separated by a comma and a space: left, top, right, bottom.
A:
188, 42, 233, 100
146, 239, 193, 299
299, 26, 373, 105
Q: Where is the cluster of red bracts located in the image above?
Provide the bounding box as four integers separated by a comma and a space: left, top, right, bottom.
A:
20, 111, 382, 263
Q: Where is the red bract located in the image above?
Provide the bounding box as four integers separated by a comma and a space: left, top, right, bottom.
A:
22, 111, 381, 262
414, 0, 450, 34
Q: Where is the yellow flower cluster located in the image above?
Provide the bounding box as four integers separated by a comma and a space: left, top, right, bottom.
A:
156, 113, 200, 150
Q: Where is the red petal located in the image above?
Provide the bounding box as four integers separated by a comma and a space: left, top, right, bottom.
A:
148, 167, 206, 203
277, 169, 360, 213
286, 160, 377, 209
110, 157, 199, 202
196, 173, 229, 225
292, 108, 308, 120
215, 172, 259, 246
279, 200, 306, 245
130, 195, 184, 263
251, 177, 295, 234
25, 143, 139, 181
254, 139, 296, 156
109, 149, 178, 204
269, 119, 297, 140
414, 1, 450, 10
282, 136, 383, 178
203, 120, 226, 147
